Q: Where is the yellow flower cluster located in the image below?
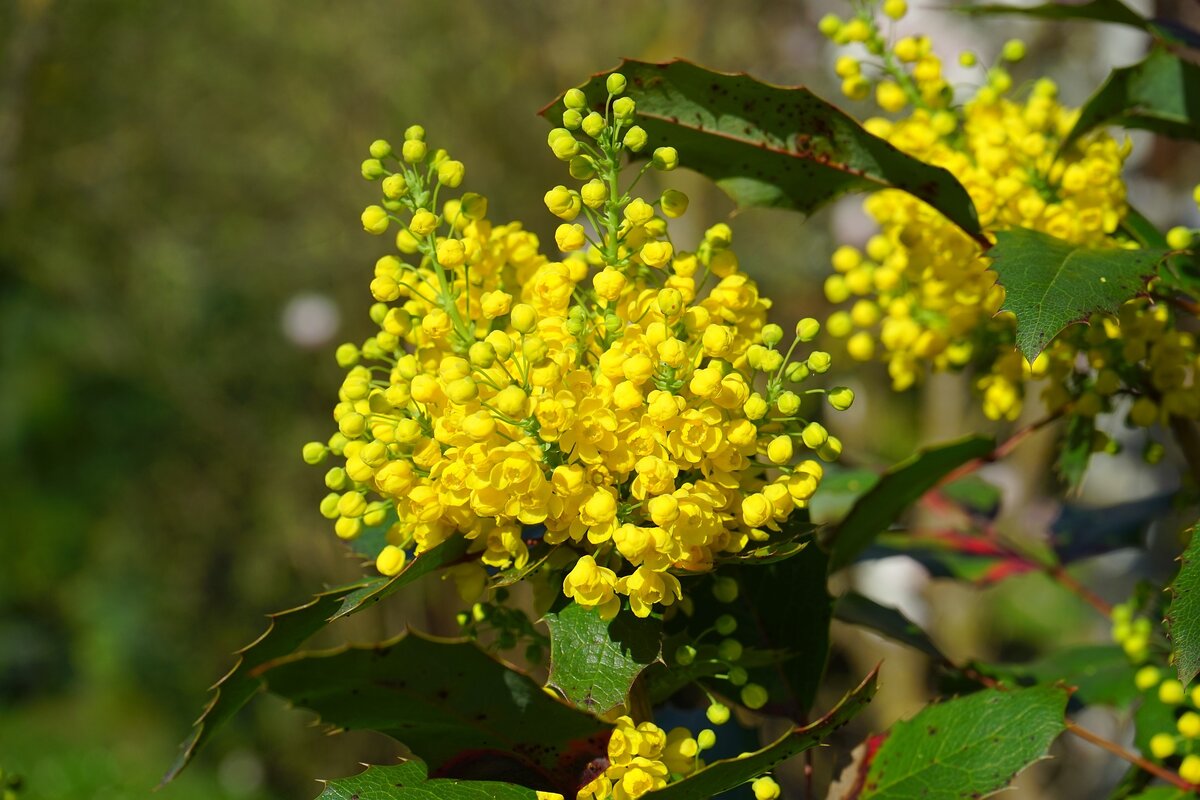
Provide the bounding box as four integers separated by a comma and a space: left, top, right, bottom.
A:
577, 716, 701, 800
818, 2, 1199, 435
305, 76, 848, 621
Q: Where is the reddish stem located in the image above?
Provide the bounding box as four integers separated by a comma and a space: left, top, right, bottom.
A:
937, 411, 1064, 488
1065, 720, 1198, 793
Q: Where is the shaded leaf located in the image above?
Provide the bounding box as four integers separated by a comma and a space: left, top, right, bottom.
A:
956, 0, 1200, 47
809, 467, 880, 525
857, 686, 1068, 798
544, 603, 662, 714
940, 475, 1001, 517
1064, 49, 1200, 150
982, 645, 1138, 707
318, 759, 540, 800
826, 435, 995, 572
331, 534, 472, 619
990, 227, 1165, 361
833, 591, 946, 661
257, 630, 608, 794
734, 544, 833, 712
542, 59, 986, 244
165, 535, 472, 783
646, 668, 878, 800
1168, 521, 1200, 686
1057, 414, 1097, 490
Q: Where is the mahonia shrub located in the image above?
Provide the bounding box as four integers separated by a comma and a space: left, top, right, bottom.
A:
170, 1, 1200, 798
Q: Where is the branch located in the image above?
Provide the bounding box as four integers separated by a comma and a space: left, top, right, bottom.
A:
1065, 720, 1198, 793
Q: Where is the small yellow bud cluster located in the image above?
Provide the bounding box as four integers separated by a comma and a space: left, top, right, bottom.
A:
577, 716, 703, 799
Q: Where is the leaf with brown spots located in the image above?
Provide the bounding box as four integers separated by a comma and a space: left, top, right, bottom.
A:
853, 686, 1068, 799
540, 59, 986, 245
256, 630, 609, 796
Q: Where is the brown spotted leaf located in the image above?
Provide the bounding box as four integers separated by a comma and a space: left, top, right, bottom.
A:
541, 59, 985, 245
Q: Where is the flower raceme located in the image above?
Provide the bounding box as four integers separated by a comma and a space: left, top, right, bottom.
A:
304, 78, 850, 623
820, 4, 1199, 437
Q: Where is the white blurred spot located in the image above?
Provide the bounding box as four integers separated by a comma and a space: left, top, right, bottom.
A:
282, 292, 340, 348
218, 749, 266, 796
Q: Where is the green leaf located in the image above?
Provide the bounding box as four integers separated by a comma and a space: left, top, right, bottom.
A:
940, 475, 1001, 517
331, 534, 471, 619
1123, 789, 1192, 800
542, 59, 986, 245
734, 544, 833, 712
826, 435, 995, 572
162, 578, 376, 784
809, 467, 880, 525
256, 630, 608, 790
317, 760, 540, 800
990, 227, 1166, 361
646, 667, 878, 800
1168, 521, 1200, 686
164, 535, 471, 783
858, 686, 1068, 798
983, 645, 1138, 707
1064, 49, 1200, 150
833, 591, 946, 661
1057, 414, 1097, 490
955, 0, 1200, 47
544, 603, 662, 714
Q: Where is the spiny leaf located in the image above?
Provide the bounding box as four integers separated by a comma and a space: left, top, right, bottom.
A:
644, 667, 878, 800
990, 227, 1165, 361
256, 630, 608, 794
1064, 48, 1200, 150
955, 0, 1200, 48
856, 686, 1069, 799
317, 759, 541, 800
541, 59, 986, 245
164, 535, 471, 783
826, 435, 995, 572
1168, 521, 1200, 686
544, 603, 662, 714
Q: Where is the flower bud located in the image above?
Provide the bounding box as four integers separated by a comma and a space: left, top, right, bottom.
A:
562, 109, 583, 130
437, 159, 465, 187
828, 386, 855, 410
404, 124, 425, 142
361, 158, 385, 180
401, 139, 427, 164
376, 545, 407, 576
612, 96, 636, 121
623, 125, 648, 152
706, 703, 730, 725
741, 683, 769, 710
606, 72, 627, 95
361, 205, 389, 235
564, 87, 588, 109
582, 112, 606, 138
652, 146, 679, 170
660, 188, 689, 218
555, 223, 587, 252
369, 139, 392, 158
410, 209, 438, 237
510, 303, 538, 333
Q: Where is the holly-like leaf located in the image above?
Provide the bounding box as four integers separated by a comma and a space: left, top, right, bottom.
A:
990, 227, 1165, 361
826, 436, 995, 572
256, 630, 608, 794
541, 59, 986, 245
544, 603, 662, 714
645, 668, 878, 800
855, 686, 1068, 799
833, 591, 946, 661
164, 535, 472, 783
955, 0, 1200, 48
318, 760, 541, 800
1168, 521, 1200, 686
1064, 49, 1200, 151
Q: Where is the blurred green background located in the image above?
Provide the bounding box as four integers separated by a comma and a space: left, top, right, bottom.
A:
1, 0, 1197, 797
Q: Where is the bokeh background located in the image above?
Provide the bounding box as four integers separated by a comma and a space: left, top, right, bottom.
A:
2, 0, 1199, 797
